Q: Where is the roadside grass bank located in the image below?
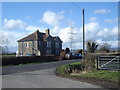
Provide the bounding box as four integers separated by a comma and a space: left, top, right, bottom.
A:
55, 62, 120, 89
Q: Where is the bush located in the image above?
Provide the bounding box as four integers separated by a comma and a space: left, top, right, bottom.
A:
86, 40, 98, 53
60, 50, 66, 60
75, 49, 82, 55
65, 63, 84, 74
56, 62, 83, 75
82, 54, 97, 72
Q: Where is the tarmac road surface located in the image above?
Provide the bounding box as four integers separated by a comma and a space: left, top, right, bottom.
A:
2, 59, 102, 88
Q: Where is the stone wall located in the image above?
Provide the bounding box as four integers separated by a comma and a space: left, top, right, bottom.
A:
18, 39, 62, 56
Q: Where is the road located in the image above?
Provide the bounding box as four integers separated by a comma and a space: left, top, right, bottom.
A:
2, 59, 102, 88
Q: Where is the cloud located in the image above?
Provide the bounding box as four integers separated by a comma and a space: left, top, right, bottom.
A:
59, 27, 72, 43
57, 21, 105, 49
80, 22, 101, 41
26, 26, 40, 32
0, 30, 30, 52
104, 19, 113, 23
111, 26, 118, 36
2, 15, 118, 52
51, 26, 59, 36
94, 9, 111, 14
82, 22, 118, 49
3, 19, 45, 32
56, 26, 83, 49
97, 26, 118, 39
96, 39, 118, 48
104, 17, 118, 23
25, 16, 31, 20
85, 22, 99, 32
68, 19, 75, 26
41, 10, 64, 26
58, 27, 78, 49
89, 17, 97, 22
1, 31, 29, 46
97, 28, 110, 37
78, 21, 118, 49
3, 19, 27, 30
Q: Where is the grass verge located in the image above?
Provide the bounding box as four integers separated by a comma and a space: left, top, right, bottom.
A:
56, 62, 120, 89
70, 70, 119, 82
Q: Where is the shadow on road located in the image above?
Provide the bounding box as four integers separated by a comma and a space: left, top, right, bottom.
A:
2, 59, 80, 75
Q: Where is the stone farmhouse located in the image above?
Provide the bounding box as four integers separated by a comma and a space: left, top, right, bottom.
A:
17, 29, 62, 56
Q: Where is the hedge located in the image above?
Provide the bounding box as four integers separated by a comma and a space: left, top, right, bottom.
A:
2, 56, 59, 66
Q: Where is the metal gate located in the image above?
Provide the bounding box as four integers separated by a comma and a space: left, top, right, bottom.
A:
97, 56, 120, 70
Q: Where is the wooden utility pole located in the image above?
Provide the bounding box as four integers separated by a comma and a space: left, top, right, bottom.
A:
82, 8, 85, 61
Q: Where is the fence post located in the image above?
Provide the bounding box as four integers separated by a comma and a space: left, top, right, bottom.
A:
97, 56, 99, 70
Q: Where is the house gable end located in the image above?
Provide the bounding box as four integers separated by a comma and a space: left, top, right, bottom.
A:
44, 35, 53, 41
54, 37, 63, 43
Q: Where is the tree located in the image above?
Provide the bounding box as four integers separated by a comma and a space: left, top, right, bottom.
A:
86, 40, 98, 53
65, 47, 70, 54
60, 49, 66, 60
0, 34, 9, 54
76, 49, 82, 55
99, 43, 111, 52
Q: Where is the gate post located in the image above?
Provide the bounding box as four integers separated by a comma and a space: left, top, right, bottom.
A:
97, 56, 99, 70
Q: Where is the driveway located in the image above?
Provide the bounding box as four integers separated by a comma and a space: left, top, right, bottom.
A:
2, 59, 102, 88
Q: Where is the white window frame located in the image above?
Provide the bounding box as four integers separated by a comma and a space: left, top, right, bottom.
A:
47, 42, 48, 47
26, 42, 29, 48
47, 41, 51, 48
55, 42, 59, 48
39, 41, 41, 46
47, 50, 51, 54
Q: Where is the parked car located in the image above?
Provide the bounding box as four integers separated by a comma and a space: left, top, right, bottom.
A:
65, 53, 82, 59
74, 53, 82, 59
65, 52, 76, 59
26, 54, 36, 56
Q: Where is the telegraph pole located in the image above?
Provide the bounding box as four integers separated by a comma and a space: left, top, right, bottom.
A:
82, 8, 85, 61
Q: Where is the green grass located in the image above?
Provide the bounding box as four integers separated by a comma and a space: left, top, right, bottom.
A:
56, 62, 81, 75
70, 70, 119, 82
56, 62, 119, 82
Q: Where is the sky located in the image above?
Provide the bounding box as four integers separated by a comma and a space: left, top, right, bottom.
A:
1, 2, 119, 52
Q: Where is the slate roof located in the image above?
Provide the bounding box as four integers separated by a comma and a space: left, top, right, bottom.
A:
17, 30, 45, 42
53, 36, 63, 42
17, 29, 62, 42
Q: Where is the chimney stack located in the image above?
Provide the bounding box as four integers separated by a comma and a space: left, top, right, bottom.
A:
45, 29, 50, 35
36, 29, 39, 40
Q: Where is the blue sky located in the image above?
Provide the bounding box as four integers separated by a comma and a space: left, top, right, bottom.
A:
1, 2, 118, 52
